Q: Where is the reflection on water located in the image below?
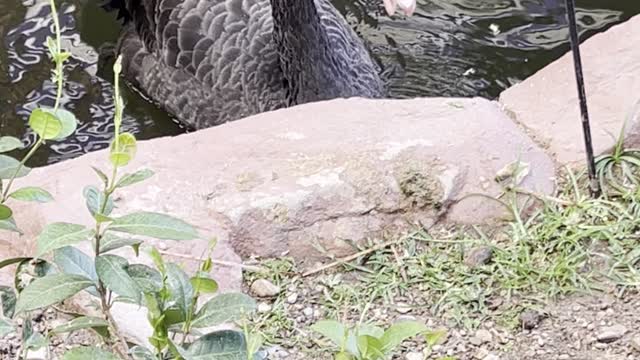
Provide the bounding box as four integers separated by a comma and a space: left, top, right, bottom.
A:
0, 0, 639, 165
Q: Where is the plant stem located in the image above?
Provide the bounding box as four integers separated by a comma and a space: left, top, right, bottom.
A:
92, 166, 128, 358
1, 137, 44, 202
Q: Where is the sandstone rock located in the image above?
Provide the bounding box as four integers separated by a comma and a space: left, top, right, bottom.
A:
596, 324, 627, 343
0, 97, 555, 287
251, 279, 281, 297
500, 15, 640, 164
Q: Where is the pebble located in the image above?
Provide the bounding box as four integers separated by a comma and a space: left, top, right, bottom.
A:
405, 352, 423, 360
257, 302, 272, 313
286, 293, 298, 304
596, 324, 628, 343
464, 246, 494, 268
475, 329, 493, 344
302, 307, 314, 318
251, 279, 281, 297
631, 334, 640, 351
484, 353, 501, 360
396, 302, 412, 314
474, 347, 490, 359
519, 310, 541, 330
25, 348, 47, 360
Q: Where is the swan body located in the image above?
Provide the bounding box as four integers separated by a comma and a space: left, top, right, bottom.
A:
111, 0, 414, 129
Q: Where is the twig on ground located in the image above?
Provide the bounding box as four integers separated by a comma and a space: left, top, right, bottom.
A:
157, 250, 265, 272
302, 239, 404, 277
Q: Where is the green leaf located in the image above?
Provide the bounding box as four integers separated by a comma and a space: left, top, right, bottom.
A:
15, 274, 93, 314
184, 330, 248, 360
127, 264, 163, 292
0, 217, 21, 233
98, 233, 142, 254
9, 186, 54, 203
46, 36, 57, 57
149, 247, 166, 274
425, 329, 448, 348
29, 108, 62, 140
0, 136, 23, 153
335, 352, 354, 360
116, 169, 154, 189
130, 346, 155, 360
62, 346, 119, 360
246, 332, 263, 359
95, 255, 141, 303
91, 166, 109, 186
14, 258, 56, 292
311, 320, 348, 349
25, 332, 48, 350
165, 263, 193, 318
83, 185, 114, 217
51, 316, 109, 335
0, 318, 14, 337
357, 335, 384, 360
0, 286, 16, 318
190, 276, 218, 294
36, 223, 93, 257
191, 293, 256, 328
40, 108, 77, 140
0, 204, 12, 220
55, 51, 71, 64
53, 246, 98, 284
0, 155, 30, 179
380, 321, 428, 353
0, 257, 30, 271
358, 324, 385, 338
109, 132, 137, 167
107, 212, 198, 240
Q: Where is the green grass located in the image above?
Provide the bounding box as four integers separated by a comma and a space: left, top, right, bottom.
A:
245, 136, 640, 348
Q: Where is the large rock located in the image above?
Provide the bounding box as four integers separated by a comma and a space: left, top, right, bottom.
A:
0, 97, 554, 279
500, 15, 640, 165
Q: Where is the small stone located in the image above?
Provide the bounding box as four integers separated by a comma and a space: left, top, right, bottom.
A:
470, 336, 483, 346
251, 279, 281, 297
396, 302, 412, 314
475, 329, 493, 344
484, 354, 500, 360
25, 348, 47, 360
519, 310, 541, 330
286, 293, 299, 304
631, 334, 640, 351
257, 302, 272, 313
596, 324, 627, 343
558, 355, 570, 360
474, 348, 490, 359
464, 246, 493, 267
303, 307, 314, 318
405, 352, 423, 360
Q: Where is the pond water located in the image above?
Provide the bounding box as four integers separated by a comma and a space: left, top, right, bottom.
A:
0, 0, 638, 166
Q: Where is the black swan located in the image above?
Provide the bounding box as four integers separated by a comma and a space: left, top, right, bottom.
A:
104, 0, 416, 129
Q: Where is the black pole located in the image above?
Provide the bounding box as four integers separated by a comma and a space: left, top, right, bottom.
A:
564, 0, 600, 197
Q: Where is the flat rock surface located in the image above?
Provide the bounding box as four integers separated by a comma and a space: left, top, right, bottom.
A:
0, 97, 555, 285
500, 15, 640, 164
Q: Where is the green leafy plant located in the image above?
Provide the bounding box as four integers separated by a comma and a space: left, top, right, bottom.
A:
0, 1, 263, 359
594, 100, 640, 197
310, 319, 451, 360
